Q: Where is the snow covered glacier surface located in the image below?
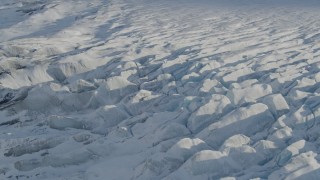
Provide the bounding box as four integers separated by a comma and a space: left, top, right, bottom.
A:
1, 0, 320, 179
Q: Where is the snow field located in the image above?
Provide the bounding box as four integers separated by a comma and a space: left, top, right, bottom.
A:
0, 0, 320, 179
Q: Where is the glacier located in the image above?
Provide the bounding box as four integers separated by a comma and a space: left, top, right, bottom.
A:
1, 0, 320, 179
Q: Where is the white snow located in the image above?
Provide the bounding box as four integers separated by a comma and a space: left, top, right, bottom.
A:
1, 0, 320, 179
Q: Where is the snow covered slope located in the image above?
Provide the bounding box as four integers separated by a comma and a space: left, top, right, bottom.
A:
1, 0, 320, 179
